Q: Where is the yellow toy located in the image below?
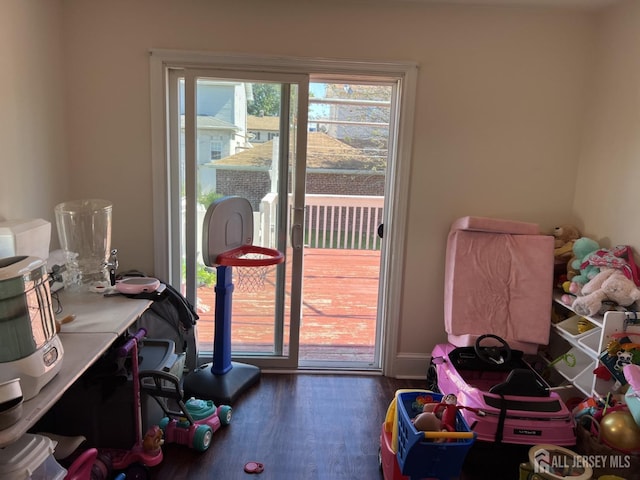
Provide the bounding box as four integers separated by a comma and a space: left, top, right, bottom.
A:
600, 410, 640, 452
383, 389, 432, 453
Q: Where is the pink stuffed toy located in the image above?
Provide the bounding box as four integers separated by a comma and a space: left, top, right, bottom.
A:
584, 245, 640, 286
572, 268, 640, 317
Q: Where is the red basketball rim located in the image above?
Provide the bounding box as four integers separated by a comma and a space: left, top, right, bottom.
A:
216, 245, 284, 267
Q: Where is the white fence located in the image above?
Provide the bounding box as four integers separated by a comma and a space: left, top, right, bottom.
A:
259, 194, 384, 251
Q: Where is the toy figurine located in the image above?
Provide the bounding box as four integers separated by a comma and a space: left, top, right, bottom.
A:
142, 426, 164, 454
431, 394, 485, 432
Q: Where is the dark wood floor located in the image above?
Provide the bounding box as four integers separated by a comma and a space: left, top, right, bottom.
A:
148, 373, 530, 480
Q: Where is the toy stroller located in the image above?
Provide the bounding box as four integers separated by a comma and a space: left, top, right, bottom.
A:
139, 370, 232, 452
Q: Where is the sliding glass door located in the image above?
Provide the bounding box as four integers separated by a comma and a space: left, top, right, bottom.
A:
152, 52, 417, 374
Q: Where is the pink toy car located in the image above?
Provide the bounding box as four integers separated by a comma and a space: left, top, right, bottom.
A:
428, 334, 576, 446
139, 371, 232, 452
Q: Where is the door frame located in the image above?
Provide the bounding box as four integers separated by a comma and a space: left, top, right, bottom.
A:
149, 50, 418, 376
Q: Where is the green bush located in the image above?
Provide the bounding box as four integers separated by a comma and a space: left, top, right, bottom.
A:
182, 262, 217, 287
199, 190, 224, 208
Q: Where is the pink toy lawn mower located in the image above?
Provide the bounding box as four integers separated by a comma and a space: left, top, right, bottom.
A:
139, 370, 232, 452
428, 334, 576, 446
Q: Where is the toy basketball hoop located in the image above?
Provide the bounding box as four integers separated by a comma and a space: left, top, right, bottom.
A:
184, 196, 284, 404
217, 245, 284, 293
202, 196, 284, 293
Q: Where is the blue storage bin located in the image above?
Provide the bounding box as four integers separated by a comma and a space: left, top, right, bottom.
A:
396, 391, 476, 480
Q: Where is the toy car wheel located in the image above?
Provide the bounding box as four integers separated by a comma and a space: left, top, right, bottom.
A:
193, 424, 213, 452
124, 463, 149, 480
219, 405, 232, 425
158, 417, 170, 431
92, 452, 113, 480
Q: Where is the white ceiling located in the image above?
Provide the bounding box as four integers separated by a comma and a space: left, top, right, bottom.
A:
393, 0, 621, 9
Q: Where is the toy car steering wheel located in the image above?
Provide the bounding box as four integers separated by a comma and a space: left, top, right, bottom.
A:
474, 334, 512, 365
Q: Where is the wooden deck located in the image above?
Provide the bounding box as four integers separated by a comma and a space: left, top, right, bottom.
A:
195, 248, 381, 364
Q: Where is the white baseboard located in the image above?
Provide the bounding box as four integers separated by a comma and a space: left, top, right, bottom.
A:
388, 352, 431, 379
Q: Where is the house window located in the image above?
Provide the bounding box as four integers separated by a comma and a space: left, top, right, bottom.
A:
210, 141, 222, 160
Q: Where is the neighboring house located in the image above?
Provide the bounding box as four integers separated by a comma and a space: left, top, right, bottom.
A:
204, 131, 385, 210
192, 85, 389, 196
247, 114, 280, 144
180, 80, 252, 192
320, 84, 391, 152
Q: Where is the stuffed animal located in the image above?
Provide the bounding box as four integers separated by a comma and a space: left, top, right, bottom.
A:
572, 269, 640, 317
412, 411, 442, 432
568, 237, 601, 294
585, 245, 640, 287
565, 253, 580, 282
553, 224, 581, 259
429, 394, 485, 432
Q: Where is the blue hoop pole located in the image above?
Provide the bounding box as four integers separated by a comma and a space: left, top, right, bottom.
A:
212, 265, 234, 375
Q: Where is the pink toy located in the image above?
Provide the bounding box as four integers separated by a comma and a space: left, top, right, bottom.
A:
430, 393, 484, 433
98, 329, 164, 478
584, 245, 640, 286
139, 370, 232, 452
429, 334, 576, 446
436, 217, 576, 447
64, 448, 98, 480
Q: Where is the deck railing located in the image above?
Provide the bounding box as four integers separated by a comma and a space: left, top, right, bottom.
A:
259, 193, 383, 251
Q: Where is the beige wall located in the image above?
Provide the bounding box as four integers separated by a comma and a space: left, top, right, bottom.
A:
2, 0, 637, 376
573, 0, 640, 250
0, 0, 67, 232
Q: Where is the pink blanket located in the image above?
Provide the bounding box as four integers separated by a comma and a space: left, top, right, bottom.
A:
444, 217, 554, 353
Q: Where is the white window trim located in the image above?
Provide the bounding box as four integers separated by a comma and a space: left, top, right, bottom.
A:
149, 49, 418, 377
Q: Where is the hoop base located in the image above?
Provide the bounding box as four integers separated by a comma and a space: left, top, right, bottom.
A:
183, 362, 260, 405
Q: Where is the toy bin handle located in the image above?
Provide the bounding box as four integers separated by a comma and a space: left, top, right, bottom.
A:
422, 431, 475, 440
117, 328, 147, 357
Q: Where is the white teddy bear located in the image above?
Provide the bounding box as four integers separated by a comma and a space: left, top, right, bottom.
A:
572, 268, 640, 317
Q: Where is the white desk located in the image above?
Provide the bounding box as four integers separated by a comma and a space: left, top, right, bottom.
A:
55, 290, 152, 335
0, 291, 151, 447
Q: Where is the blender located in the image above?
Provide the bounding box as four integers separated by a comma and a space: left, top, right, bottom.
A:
54, 199, 116, 290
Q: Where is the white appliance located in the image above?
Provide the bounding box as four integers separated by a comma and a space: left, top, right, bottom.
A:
0, 219, 51, 261
0, 256, 64, 400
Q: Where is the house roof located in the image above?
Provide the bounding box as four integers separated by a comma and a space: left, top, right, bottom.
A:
247, 115, 280, 131
210, 132, 385, 170
181, 115, 240, 131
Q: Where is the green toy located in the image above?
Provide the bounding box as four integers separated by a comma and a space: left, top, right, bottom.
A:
569, 237, 600, 293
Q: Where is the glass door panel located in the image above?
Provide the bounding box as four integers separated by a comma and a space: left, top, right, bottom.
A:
173, 71, 307, 370
298, 80, 393, 368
